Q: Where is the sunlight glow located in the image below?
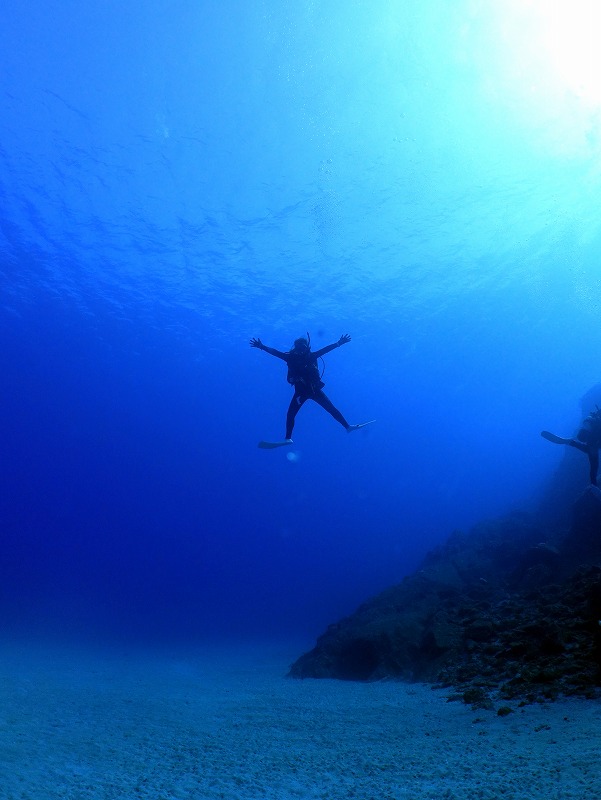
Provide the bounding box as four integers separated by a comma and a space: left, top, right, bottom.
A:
535, 0, 601, 106
506, 0, 601, 107
474, 0, 601, 157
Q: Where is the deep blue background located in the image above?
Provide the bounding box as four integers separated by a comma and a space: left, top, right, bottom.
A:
2, 1, 601, 644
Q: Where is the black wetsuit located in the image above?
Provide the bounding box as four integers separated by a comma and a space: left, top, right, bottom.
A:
260, 342, 349, 439
571, 425, 600, 486
542, 418, 601, 486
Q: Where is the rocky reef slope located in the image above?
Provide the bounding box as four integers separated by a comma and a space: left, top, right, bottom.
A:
290, 486, 601, 704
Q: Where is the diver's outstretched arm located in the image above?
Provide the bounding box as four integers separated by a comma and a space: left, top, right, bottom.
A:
250, 337, 287, 360
313, 334, 351, 359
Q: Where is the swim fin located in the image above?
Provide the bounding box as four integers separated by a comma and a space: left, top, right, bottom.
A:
541, 430, 570, 445
258, 439, 294, 449
347, 420, 376, 432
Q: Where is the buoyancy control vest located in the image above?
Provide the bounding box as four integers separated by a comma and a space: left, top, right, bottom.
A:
286, 351, 325, 392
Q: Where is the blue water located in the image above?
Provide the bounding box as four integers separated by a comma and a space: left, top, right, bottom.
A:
2, 1, 601, 646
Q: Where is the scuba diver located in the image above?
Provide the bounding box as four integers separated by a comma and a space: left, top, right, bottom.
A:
250, 332, 374, 448
541, 406, 601, 486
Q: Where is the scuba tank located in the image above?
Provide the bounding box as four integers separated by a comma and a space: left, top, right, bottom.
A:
286, 332, 325, 389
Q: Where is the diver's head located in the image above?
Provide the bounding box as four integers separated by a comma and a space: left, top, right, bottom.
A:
585, 406, 601, 428
292, 337, 310, 353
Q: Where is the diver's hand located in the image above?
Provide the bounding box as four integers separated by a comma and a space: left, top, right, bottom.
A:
338, 334, 351, 346
250, 337, 264, 349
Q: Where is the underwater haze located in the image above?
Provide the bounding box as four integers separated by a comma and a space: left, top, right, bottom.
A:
2, 0, 601, 645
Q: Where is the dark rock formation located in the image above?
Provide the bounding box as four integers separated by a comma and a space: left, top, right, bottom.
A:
289, 487, 601, 703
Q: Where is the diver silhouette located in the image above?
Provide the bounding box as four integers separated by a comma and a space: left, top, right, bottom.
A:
541, 406, 601, 486
250, 332, 374, 448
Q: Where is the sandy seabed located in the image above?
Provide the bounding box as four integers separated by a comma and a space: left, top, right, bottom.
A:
0, 639, 599, 800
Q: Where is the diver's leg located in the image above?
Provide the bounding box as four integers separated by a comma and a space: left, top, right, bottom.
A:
312, 390, 350, 429
589, 449, 599, 486
567, 439, 589, 454
286, 393, 307, 439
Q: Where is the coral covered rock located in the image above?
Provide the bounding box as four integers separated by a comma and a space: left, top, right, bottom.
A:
289, 491, 601, 702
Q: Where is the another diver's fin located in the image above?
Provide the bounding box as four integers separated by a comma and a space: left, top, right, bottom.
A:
258, 439, 294, 449
347, 420, 376, 433
541, 430, 570, 445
